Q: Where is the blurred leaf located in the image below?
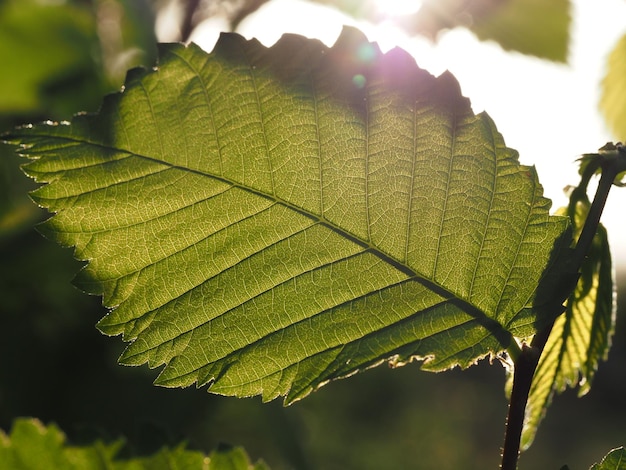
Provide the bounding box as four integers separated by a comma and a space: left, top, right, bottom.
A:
209, 444, 271, 470
0, 418, 120, 470
521, 176, 616, 450
313, 0, 570, 61
590, 447, 626, 470
601, 33, 626, 140
0, 0, 105, 120
469, 0, 570, 62
8, 27, 567, 404
402, 0, 570, 62
0, 418, 267, 470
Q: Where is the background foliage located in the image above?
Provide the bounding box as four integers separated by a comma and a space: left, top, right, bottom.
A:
1, 1, 625, 469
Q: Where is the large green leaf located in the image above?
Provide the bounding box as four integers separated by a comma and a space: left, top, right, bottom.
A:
0, 418, 268, 470
601, 33, 626, 140
7, 27, 568, 403
521, 166, 616, 450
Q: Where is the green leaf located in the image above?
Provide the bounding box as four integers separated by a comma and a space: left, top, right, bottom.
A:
601, 33, 626, 140
7, 27, 568, 403
0, 418, 266, 470
470, 0, 570, 62
590, 447, 626, 470
310, 0, 570, 61
521, 183, 616, 450
394, 0, 570, 62
209, 444, 270, 470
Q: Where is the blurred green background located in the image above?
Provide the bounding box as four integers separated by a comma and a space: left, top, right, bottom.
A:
1, 1, 625, 469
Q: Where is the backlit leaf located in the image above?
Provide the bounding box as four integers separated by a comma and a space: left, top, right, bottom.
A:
0, 417, 267, 470
521, 178, 616, 450
601, 33, 626, 140
311, 0, 570, 61
469, 0, 570, 62
7, 27, 568, 403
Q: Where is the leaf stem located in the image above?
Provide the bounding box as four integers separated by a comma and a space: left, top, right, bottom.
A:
501, 345, 539, 470
500, 148, 625, 470
506, 340, 522, 363
570, 165, 619, 272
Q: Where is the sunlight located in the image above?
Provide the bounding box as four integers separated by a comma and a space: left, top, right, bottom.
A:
186, 0, 626, 268
234, 0, 351, 47
372, 0, 422, 18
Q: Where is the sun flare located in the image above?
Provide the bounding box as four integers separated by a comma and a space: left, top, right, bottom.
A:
373, 0, 422, 18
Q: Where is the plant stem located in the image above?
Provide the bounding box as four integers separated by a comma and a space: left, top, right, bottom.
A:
501, 345, 538, 470
570, 166, 618, 271
500, 155, 623, 470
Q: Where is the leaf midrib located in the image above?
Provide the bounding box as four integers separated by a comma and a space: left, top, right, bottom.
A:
23, 130, 513, 337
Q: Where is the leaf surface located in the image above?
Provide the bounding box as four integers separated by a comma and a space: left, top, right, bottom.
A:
0, 418, 266, 470
521, 176, 616, 450
8, 27, 568, 403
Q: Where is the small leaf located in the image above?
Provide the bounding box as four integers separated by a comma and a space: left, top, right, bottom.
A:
0, 418, 266, 470
601, 33, 626, 140
578, 143, 626, 186
521, 180, 616, 450
7, 27, 568, 403
590, 447, 626, 470
209, 444, 270, 470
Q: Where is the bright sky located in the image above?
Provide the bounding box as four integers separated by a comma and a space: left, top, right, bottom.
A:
184, 0, 626, 271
